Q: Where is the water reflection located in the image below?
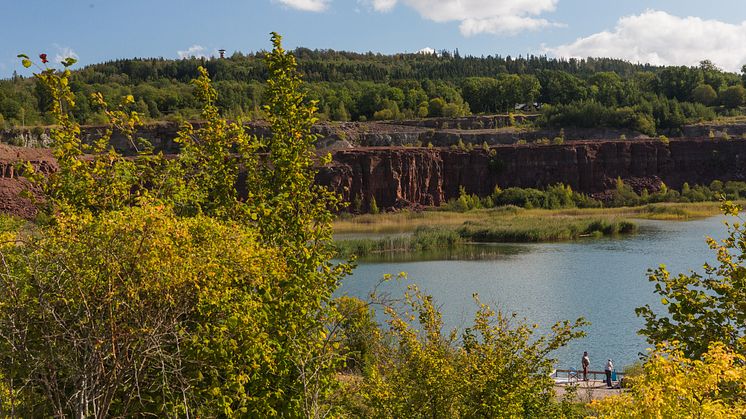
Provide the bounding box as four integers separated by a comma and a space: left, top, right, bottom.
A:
354, 243, 530, 263
338, 215, 732, 371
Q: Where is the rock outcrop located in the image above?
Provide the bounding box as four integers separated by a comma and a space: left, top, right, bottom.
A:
0, 145, 56, 219
2, 136, 746, 217
317, 138, 746, 210
0, 118, 650, 153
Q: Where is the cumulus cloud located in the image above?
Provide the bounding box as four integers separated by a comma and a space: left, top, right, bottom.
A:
53, 45, 79, 64
177, 45, 207, 59
368, 0, 560, 36
417, 47, 436, 55
545, 10, 746, 72
370, 0, 396, 12
274, 0, 330, 12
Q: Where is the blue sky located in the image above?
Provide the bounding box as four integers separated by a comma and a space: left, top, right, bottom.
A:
3, 0, 746, 78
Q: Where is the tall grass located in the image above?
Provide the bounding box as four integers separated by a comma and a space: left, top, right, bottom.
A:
335, 216, 638, 257
457, 218, 637, 243
335, 227, 463, 257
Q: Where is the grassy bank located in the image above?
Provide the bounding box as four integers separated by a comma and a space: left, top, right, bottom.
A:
334, 205, 662, 257
334, 202, 727, 235
457, 217, 636, 243
335, 227, 463, 257
333, 202, 734, 257
336, 218, 636, 257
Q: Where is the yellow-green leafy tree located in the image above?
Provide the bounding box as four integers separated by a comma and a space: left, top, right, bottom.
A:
0, 35, 350, 418
588, 342, 746, 418
636, 201, 746, 358
349, 284, 587, 418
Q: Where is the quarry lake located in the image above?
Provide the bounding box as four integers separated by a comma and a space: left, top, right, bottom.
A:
337, 214, 732, 372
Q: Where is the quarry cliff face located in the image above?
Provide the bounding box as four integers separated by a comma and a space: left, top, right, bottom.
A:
317, 139, 746, 210
1, 137, 746, 217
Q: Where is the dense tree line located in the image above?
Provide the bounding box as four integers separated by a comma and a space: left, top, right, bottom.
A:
1, 50, 745, 136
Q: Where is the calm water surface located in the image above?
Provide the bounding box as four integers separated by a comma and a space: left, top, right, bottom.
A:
337, 215, 733, 372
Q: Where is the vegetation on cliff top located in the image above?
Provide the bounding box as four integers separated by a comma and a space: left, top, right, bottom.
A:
3, 50, 746, 136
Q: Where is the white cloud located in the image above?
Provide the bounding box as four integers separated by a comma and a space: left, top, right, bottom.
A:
370, 0, 396, 12
461, 15, 562, 36
545, 10, 746, 72
177, 45, 207, 59
368, 0, 559, 36
417, 47, 436, 55
53, 45, 79, 64
274, 0, 330, 12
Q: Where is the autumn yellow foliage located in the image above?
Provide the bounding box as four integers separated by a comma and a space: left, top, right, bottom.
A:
589, 342, 746, 419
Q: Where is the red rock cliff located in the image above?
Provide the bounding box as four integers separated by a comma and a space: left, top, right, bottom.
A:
317, 138, 746, 209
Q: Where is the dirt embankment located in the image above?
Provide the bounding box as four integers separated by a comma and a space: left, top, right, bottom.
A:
0, 144, 55, 219
0, 115, 647, 153
8, 116, 746, 154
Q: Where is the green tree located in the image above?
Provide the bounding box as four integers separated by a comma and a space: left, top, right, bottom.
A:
659, 66, 703, 101
355, 285, 587, 417
2, 34, 351, 417
428, 97, 446, 117
691, 84, 718, 106
636, 201, 746, 358
460, 77, 500, 113
369, 196, 380, 214
719, 85, 746, 109
589, 72, 625, 107
537, 70, 588, 105
699, 60, 729, 92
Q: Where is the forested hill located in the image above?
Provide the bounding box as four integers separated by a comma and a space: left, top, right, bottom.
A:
1, 49, 745, 136
79, 50, 659, 84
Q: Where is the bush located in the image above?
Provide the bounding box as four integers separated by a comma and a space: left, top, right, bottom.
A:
0, 207, 289, 417
590, 343, 746, 417
446, 186, 481, 211
336, 296, 378, 372
0, 34, 350, 417
354, 286, 587, 418
719, 85, 746, 108
369, 196, 380, 214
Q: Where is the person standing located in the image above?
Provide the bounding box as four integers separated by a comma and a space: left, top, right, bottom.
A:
605, 359, 614, 388
582, 351, 590, 381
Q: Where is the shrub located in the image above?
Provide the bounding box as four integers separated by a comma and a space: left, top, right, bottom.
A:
352, 193, 363, 213
590, 343, 746, 418
336, 296, 379, 372
369, 196, 380, 214
2, 34, 351, 417
356, 286, 587, 418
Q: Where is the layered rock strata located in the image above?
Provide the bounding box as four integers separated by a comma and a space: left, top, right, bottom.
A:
317, 138, 746, 210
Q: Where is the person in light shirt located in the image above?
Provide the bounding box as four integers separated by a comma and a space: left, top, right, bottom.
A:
581, 351, 590, 381
604, 359, 614, 388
